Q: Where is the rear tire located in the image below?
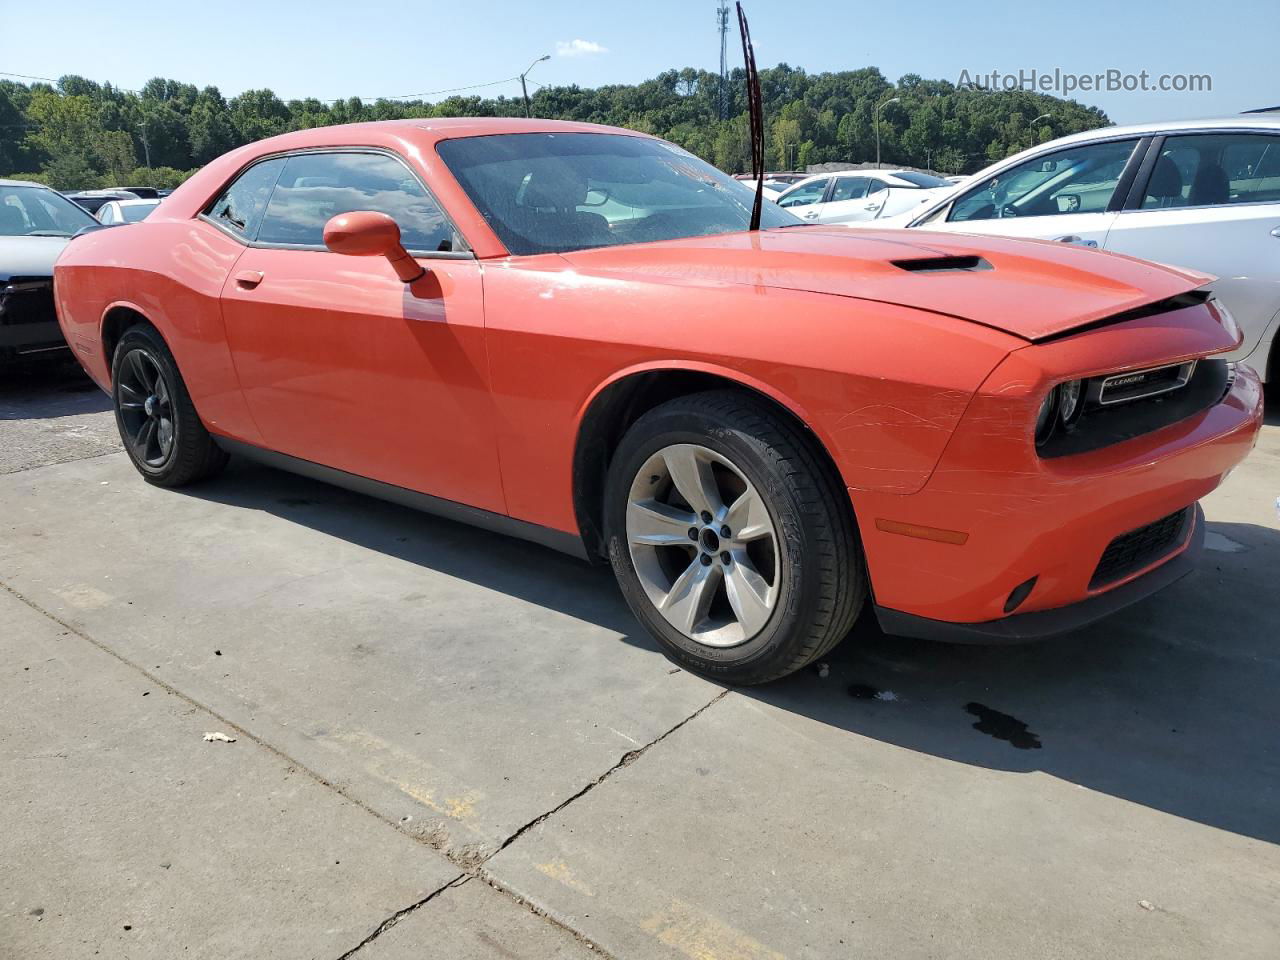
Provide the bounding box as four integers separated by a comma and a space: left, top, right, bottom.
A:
111, 325, 228, 487
604, 390, 865, 685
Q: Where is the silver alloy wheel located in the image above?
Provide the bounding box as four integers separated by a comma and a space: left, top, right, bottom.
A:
626, 443, 780, 647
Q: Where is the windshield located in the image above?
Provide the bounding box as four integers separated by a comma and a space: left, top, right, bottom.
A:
0, 184, 97, 237
437, 133, 800, 255
890, 171, 952, 188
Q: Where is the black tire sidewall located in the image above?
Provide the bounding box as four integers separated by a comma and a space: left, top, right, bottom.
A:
605, 403, 827, 682
112, 328, 183, 480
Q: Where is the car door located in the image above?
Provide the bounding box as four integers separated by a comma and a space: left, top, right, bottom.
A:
215, 149, 506, 514
1103, 130, 1280, 368
775, 178, 832, 222
813, 176, 878, 223
916, 137, 1144, 248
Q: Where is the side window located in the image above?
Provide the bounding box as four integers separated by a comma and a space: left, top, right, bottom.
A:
1143, 133, 1280, 209
777, 178, 830, 208
829, 177, 869, 202
98, 204, 116, 224
949, 139, 1139, 222
206, 157, 286, 238
867, 179, 887, 196
255, 152, 460, 252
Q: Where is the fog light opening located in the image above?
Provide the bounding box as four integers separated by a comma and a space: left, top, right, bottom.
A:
1004, 576, 1038, 614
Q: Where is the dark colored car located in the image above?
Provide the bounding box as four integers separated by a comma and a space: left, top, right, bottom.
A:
64, 190, 140, 215
109, 186, 163, 200
1, 179, 99, 361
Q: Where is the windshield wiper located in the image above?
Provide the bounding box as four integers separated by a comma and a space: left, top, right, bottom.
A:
737, 2, 764, 232
27, 230, 73, 237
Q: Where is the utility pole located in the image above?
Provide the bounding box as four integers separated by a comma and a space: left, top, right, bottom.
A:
716, 1, 730, 120
520, 55, 550, 119
137, 120, 151, 169
875, 95, 899, 169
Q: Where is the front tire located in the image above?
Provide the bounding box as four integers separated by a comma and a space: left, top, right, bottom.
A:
111, 325, 228, 487
605, 390, 865, 685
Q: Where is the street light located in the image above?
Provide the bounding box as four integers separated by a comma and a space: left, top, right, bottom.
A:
875, 96, 899, 169
520, 55, 551, 119
1031, 113, 1051, 143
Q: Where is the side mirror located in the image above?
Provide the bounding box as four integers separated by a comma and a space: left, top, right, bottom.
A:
323, 211, 425, 283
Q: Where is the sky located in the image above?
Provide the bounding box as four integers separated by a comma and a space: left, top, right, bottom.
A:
3, 0, 1275, 125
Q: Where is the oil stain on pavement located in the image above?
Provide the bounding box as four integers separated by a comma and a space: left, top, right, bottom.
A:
965, 702, 1043, 749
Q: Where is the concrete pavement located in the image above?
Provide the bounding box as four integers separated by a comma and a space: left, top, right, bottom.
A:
2, 366, 1278, 958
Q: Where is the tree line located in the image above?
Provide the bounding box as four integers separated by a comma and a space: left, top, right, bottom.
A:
0, 65, 1110, 190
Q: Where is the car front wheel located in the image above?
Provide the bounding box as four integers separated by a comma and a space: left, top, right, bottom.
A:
605, 390, 865, 685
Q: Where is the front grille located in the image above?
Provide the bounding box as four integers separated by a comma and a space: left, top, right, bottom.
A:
1090, 508, 1191, 589
0, 277, 57, 327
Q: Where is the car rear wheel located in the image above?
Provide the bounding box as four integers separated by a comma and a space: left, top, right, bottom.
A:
605, 390, 865, 685
111, 325, 228, 487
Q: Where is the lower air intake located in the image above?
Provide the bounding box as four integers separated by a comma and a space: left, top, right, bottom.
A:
1090, 508, 1191, 590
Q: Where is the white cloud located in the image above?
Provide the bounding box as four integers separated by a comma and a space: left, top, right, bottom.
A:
556, 39, 609, 58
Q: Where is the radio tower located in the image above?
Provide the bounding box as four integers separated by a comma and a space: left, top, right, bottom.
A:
716, 1, 730, 119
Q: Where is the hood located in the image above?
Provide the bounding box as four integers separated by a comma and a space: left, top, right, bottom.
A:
0, 235, 71, 282
561, 227, 1212, 342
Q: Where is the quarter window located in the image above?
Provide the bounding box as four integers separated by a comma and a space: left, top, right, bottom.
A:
949, 139, 1139, 222
255, 152, 460, 252
206, 157, 286, 238
1142, 133, 1280, 209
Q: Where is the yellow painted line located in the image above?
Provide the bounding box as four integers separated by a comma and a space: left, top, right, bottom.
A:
641, 898, 788, 960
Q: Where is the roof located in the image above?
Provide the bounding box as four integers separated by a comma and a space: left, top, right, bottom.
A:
112, 198, 161, 206
0, 178, 52, 188
1038, 114, 1280, 148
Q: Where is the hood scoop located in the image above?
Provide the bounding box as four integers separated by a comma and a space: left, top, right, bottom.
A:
892, 255, 992, 274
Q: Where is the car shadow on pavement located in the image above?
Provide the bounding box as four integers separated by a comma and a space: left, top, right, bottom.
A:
743, 518, 1280, 847
0, 359, 110, 420
188, 456, 1280, 848
185, 458, 648, 644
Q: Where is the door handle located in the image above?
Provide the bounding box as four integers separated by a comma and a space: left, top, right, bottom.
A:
803, 211, 820, 220
1271, 226, 1280, 238
1053, 235, 1098, 248
234, 269, 264, 288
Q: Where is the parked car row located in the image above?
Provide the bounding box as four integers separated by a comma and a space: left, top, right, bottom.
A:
772, 169, 954, 224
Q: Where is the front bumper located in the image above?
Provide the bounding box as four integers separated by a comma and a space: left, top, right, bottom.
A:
854, 361, 1263, 633
876, 505, 1204, 642
1, 277, 68, 359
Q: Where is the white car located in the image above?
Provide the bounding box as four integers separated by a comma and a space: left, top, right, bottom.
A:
900, 116, 1280, 381
774, 169, 954, 224
96, 198, 161, 225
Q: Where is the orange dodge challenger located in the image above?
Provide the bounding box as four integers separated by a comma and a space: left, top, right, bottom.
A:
54, 119, 1263, 684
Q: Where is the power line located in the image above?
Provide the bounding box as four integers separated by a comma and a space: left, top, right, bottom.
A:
1, 69, 528, 105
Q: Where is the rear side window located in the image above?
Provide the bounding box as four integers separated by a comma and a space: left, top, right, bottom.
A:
1142, 133, 1280, 209
255, 152, 460, 252
206, 158, 286, 238
829, 177, 869, 202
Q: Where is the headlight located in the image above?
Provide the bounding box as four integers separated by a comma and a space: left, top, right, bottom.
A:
1058, 378, 1084, 426
1035, 386, 1059, 446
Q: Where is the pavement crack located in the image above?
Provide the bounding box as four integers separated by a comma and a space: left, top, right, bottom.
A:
333, 873, 468, 960
490, 688, 730, 858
